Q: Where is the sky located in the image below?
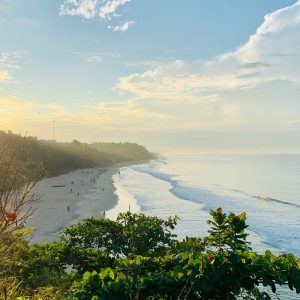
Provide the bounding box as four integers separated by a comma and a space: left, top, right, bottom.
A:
0, 0, 300, 153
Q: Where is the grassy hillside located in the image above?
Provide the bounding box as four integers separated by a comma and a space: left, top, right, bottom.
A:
0, 131, 153, 178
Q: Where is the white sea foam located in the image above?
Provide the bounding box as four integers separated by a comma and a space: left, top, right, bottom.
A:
109, 154, 300, 299
114, 155, 300, 255
106, 173, 140, 220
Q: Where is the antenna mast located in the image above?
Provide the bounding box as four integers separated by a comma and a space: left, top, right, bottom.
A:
52, 120, 56, 141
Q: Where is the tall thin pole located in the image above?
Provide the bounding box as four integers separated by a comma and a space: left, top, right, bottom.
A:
52, 120, 56, 141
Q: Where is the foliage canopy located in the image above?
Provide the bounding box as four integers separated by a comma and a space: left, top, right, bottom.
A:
0, 131, 153, 178
10, 209, 300, 300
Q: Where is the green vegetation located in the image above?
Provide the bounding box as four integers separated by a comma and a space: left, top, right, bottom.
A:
2, 209, 299, 299
1, 134, 300, 299
0, 131, 153, 178
91, 142, 153, 163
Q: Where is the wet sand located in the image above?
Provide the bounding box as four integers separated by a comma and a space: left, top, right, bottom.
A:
27, 164, 122, 244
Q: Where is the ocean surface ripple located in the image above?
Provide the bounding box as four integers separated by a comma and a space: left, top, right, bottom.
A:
110, 154, 300, 257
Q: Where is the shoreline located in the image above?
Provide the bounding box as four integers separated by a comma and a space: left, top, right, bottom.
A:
28, 161, 146, 244
27, 156, 281, 255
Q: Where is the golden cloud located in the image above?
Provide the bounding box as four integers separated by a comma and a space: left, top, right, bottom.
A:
0, 70, 11, 81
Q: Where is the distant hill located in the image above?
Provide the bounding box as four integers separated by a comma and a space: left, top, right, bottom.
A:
91, 142, 153, 163
0, 131, 153, 178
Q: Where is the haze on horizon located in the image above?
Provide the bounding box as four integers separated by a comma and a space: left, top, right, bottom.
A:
1, 0, 300, 154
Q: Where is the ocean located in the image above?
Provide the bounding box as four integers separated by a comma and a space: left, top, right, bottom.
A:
108, 154, 300, 257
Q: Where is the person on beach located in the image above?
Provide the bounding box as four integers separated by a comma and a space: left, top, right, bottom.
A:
67, 205, 70, 212
21, 220, 27, 228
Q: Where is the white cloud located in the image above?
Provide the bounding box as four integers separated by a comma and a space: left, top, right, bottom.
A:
3, 2, 300, 152
73, 51, 120, 63
0, 70, 11, 81
15, 17, 39, 27
59, 0, 99, 19
116, 1, 300, 99
85, 55, 102, 63
99, 0, 130, 20
0, 51, 22, 69
108, 20, 135, 31
0, 51, 24, 82
76, 53, 103, 63
0, 95, 176, 139
102, 0, 300, 148
59, 0, 133, 30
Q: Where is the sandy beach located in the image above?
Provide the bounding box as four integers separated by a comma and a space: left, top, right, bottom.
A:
27, 163, 124, 244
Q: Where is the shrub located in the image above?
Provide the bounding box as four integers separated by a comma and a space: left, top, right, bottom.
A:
71, 209, 300, 299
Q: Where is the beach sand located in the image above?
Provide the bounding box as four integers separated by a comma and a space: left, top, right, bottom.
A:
27, 163, 123, 244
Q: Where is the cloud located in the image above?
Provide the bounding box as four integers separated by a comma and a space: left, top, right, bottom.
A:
0, 70, 11, 81
59, 0, 98, 19
0, 51, 24, 82
85, 55, 102, 63
108, 20, 135, 31
0, 95, 178, 140
73, 51, 120, 63
3, 2, 300, 152
15, 17, 39, 27
0, 93, 235, 139
116, 1, 300, 99
99, 0, 130, 20
101, 0, 300, 151
0, 51, 22, 69
59, 0, 133, 31
77, 53, 103, 63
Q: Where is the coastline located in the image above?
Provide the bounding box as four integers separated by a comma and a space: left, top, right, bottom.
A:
105, 157, 280, 254
28, 156, 278, 254
27, 161, 145, 244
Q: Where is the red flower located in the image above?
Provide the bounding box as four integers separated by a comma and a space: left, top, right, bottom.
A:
207, 254, 214, 262
5, 212, 17, 222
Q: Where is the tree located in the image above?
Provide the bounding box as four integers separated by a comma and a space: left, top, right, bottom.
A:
57, 212, 178, 275
0, 137, 45, 299
71, 209, 300, 300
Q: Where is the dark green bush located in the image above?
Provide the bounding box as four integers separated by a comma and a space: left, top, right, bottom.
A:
70, 209, 300, 299
15, 209, 300, 299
